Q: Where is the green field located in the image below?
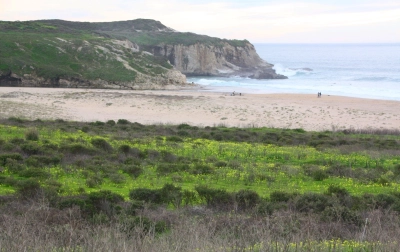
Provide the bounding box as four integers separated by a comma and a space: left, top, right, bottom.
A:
1, 118, 400, 251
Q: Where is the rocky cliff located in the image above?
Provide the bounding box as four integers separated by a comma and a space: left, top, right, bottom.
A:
148, 41, 285, 79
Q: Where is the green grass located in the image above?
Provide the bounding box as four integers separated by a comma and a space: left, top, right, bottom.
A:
1, 119, 399, 200
0, 31, 172, 82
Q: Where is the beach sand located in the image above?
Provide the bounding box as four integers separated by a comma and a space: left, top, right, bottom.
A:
0, 87, 399, 131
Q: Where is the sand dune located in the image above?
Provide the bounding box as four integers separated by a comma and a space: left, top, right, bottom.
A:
0, 87, 399, 131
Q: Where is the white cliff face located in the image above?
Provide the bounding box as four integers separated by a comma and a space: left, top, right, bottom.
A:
149, 42, 285, 79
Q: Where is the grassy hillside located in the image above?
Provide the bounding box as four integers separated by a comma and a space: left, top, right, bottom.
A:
0, 20, 173, 83
1, 118, 400, 250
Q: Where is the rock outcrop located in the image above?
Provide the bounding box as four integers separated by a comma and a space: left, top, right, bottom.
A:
147, 41, 286, 79
0, 69, 186, 90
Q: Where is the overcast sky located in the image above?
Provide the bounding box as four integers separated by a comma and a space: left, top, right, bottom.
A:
1, 0, 399, 43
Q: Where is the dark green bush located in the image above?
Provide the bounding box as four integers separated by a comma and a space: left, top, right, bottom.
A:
91, 138, 113, 152
157, 163, 187, 174
129, 188, 163, 204
119, 144, 131, 155
161, 151, 177, 163
106, 120, 116, 126
146, 149, 160, 160
21, 142, 42, 155
214, 161, 228, 167
58, 196, 88, 211
19, 168, 51, 179
90, 121, 105, 126
10, 138, 25, 144
166, 136, 183, 142
190, 164, 214, 175
322, 206, 362, 226
122, 165, 143, 178
195, 185, 234, 209
311, 169, 329, 181
177, 123, 191, 130
257, 200, 275, 215
326, 164, 353, 177
25, 155, 61, 167
4, 157, 25, 173
295, 193, 333, 213
16, 178, 42, 198
25, 128, 39, 141
85, 174, 103, 188
160, 183, 182, 208
109, 173, 126, 184
117, 119, 130, 125
270, 191, 297, 203
325, 185, 349, 198
374, 194, 399, 209
235, 189, 260, 211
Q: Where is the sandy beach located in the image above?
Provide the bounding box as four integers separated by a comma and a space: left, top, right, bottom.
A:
0, 86, 399, 131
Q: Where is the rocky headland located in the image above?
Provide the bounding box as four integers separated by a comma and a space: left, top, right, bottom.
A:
0, 19, 286, 89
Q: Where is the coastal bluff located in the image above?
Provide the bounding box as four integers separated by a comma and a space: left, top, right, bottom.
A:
0, 19, 285, 89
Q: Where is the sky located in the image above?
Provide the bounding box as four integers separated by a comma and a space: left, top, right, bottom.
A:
1, 0, 399, 43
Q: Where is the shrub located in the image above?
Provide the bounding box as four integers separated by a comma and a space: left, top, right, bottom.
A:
25, 155, 61, 167
326, 164, 353, 177
25, 128, 39, 141
190, 164, 214, 175
166, 136, 183, 142
177, 123, 191, 130
117, 119, 130, 125
214, 161, 228, 167
19, 168, 51, 179
121, 216, 168, 236
182, 190, 197, 206
195, 185, 234, 210
0, 153, 23, 166
157, 163, 186, 174
129, 188, 163, 204
4, 157, 24, 173
147, 149, 160, 160
375, 194, 399, 209
16, 178, 42, 198
235, 189, 260, 211
21, 142, 42, 155
322, 206, 362, 226
122, 165, 143, 178
90, 121, 105, 126
270, 191, 297, 203
106, 120, 116, 126
58, 196, 89, 211
295, 193, 333, 213
109, 173, 126, 184
85, 174, 103, 188
325, 185, 349, 198
119, 144, 131, 155
161, 151, 177, 163
160, 183, 182, 208
91, 138, 113, 152
311, 169, 329, 181
257, 200, 275, 215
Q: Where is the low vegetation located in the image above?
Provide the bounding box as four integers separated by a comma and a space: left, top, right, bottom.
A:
0, 118, 400, 251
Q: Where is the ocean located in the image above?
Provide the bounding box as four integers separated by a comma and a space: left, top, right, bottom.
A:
187, 44, 400, 101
